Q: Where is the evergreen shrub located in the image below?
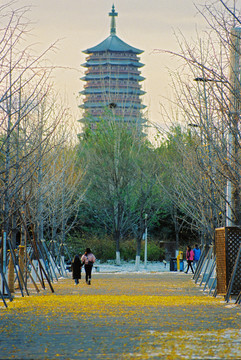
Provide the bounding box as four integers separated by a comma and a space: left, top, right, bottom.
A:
67, 234, 116, 262
140, 240, 165, 261
120, 239, 136, 260
67, 234, 165, 262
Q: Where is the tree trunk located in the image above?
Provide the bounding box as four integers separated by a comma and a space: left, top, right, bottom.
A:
116, 251, 120, 266
135, 237, 142, 271
114, 230, 120, 265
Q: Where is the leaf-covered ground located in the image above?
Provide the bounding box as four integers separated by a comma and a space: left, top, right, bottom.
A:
0, 272, 241, 359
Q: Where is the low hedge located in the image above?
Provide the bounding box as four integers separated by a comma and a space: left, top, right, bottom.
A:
66, 234, 165, 262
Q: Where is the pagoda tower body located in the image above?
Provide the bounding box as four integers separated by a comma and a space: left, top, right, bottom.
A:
80, 5, 146, 132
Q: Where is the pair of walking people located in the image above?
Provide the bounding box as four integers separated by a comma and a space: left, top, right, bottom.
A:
71, 248, 96, 285
185, 244, 201, 274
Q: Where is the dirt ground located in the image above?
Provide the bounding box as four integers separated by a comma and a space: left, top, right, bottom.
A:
0, 272, 241, 359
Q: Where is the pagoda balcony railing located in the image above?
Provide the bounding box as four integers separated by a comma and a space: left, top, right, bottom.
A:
82, 92, 145, 99
82, 88, 144, 96
84, 69, 141, 76
83, 81, 142, 86
83, 96, 142, 102
85, 106, 143, 114
83, 92, 142, 97
83, 81, 142, 88
86, 53, 140, 61
83, 106, 145, 114
83, 93, 142, 99
85, 110, 142, 117
85, 65, 140, 71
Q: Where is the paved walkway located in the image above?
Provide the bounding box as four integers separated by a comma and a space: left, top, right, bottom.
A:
0, 272, 241, 359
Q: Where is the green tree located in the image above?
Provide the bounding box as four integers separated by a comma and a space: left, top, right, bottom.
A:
78, 117, 161, 267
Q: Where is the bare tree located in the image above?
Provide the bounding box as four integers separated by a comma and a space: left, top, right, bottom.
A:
41, 122, 85, 250
154, 0, 241, 243
0, 3, 60, 244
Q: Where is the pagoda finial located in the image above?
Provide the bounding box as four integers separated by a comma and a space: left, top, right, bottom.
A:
109, 4, 118, 35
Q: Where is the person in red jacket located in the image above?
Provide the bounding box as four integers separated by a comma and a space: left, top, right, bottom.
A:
185, 246, 194, 274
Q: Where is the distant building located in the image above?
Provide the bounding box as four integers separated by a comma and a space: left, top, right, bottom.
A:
80, 5, 146, 133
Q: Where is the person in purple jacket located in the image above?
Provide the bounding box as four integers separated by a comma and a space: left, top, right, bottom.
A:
81, 248, 96, 285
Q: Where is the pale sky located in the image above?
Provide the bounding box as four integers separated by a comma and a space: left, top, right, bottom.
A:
17, 0, 206, 132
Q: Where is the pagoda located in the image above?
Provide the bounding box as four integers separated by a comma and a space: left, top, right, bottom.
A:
80, 5, 146, 132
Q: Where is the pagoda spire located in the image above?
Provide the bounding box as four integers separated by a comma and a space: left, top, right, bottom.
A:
109, 4, 118, 35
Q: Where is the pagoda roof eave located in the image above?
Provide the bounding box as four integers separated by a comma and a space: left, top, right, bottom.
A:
82, 102, 146, 109
82, 60, 144, 68
81, 74, 145, 81
83, 34, 143, 54
80, 88, 146, 95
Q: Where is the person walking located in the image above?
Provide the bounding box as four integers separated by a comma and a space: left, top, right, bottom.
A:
185, 246, 194, 274
193, 244, 201, 269
81, 248, 96, 285
71, 254, 83, 285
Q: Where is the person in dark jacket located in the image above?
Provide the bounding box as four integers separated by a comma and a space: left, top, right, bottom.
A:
71, 254, 83, 285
